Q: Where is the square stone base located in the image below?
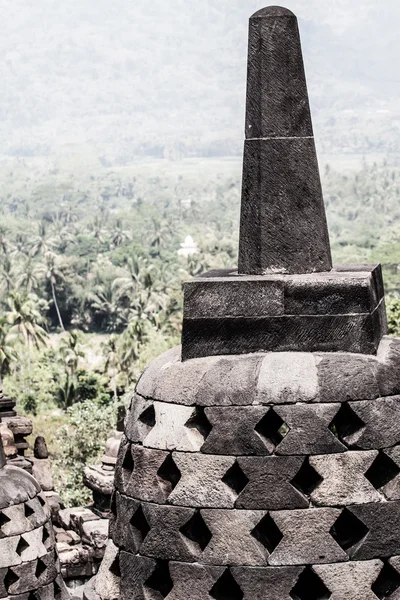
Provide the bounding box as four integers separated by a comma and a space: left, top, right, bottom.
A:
181, 264, 387, 360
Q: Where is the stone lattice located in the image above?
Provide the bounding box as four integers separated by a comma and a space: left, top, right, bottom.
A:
0, 444, 69, 600
94, 5, 400, 600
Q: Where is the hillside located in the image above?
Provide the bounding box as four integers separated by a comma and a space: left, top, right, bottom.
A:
1, 0, 400, 163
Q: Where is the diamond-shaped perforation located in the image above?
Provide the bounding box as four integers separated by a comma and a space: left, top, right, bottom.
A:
157, 454, 181, 493
4, 569, 19, 591
121, 445, 134, 477
130, 505, 150, 542
28, 592, 38, 600
144, 560, 173, 598
184, 406, 212, 439
16, 536, 30, 556
35, 558, 47, 579
139, 404, 156, 428
38, 495, 46, 507
328, 403, 365, 446
221, 461, 249, 495
0, 510, 11, 530
372, 562, 400, 599
251, 513, 283, 553
210, 568, 244, 600
291, 458, 323, 496
54, 580, 63, 600
24, 503, 35, 518
329, 508, 369, 552
254, 408, 289, 448
290, 567, 332, 600
42, 524, 50, 545
365, 452, 400, 490
180, 510, 212, 551
109, 553, 120, 578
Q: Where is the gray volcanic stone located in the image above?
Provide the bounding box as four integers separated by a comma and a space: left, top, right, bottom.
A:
136, 346, 262, 406
232, 565, 303, 600
377, 336, 400, 396
0, 527, 48, 568
200, 509, 268, 566
5, 550, 58, 595
316, 352, 379, 403
256, 352, 319, 404
309, 451, 381, 506
167, 562, 225, 600
379, 447, 400, 500
348, 502, 400, 560
268, 507, 347, 565
93, 540, 120, 600
168, 453, 236, 508
143, 402, 205, 452
313, 560, 383, 600
238, 4, 331, 275
0, 568, 6, 598
125, 394, 155, 443
346, 397, 400, 449
109, 493, 141, 553
140, 504, 199, 562
114, 441, 172, 504
201, 406, 273, 455
236, 456, 308, 510
33, 436, 49, 459
0, 497, 49, 537
273, 404, 346, 455
119, 552, 156, 600
0, 466, 41, 509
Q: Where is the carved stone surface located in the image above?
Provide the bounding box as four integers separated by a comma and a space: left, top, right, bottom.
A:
96, 5, 400, 600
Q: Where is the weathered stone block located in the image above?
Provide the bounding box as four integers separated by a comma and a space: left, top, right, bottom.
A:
273, 403, 346, 455
143, 402, 206, 452
346, 397, 400, 449
0, 526, 48, 568
268, 507, 347, 565
168, 453, 237, 508
309, 451, 381, 506
377, 336, 400, 397
30, 458, 54, 492
140, 503, 199, 562
81, 519, 109, 549
256, 352, 319, 404
109, 493, 141, 554
0, 497, 49, 537
136, 346, 262, 406
348, 502, 400, 560
313, 560, 383, 600
236, 456, 309, 509
167, 562, 225, 600
119, 552, 156, 600
201, 406, 273, 455
316, 352, 380, 403
5, 550, 58, 595
114, 441, 173, 504
200, 509, 268, 566
125, 394, 155, 443
232, 565, 303, 600
0, 467, 40, 510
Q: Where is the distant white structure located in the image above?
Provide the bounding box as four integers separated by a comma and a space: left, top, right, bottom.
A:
178, 235, 198, 257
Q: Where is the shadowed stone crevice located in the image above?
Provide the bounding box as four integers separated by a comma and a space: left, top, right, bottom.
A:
144, 559, 173, 598
251, 513, 283, 554
365, 451, 400, 491
139, 404, 156, 428
290, 458, 323, 496
179, 509, 212, 551
329, 508, 369, 553
16, 535, 30, 556
4, 568, 19, 591
156, 454, 182, 494
328, 403, 366, 447
221, 461, 249, 496
130, 505, 151, 543
290, 567, 332, 600
254, 408, 289, 450
209, 568, 244, 600
184, 406, 213, 440
372, 562, 400, 599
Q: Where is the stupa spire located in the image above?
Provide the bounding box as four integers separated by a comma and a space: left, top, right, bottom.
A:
238, 6, 332, 274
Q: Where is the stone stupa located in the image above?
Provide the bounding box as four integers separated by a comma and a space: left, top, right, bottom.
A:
95, 6, 400, 600
0, 436, 69, 600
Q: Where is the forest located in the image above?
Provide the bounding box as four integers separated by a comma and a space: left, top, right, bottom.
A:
1, 155, 400, 504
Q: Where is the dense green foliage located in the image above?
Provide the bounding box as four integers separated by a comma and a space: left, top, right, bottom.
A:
1, 156, 400, 503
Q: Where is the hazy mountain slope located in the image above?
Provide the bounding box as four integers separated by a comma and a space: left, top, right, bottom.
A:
1, 0, 400, 162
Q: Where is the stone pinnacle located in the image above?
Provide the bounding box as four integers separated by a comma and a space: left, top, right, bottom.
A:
238, 6, 332, 275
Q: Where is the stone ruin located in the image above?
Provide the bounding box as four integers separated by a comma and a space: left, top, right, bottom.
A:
91, 6, 400, 600
3, 5, 400, 600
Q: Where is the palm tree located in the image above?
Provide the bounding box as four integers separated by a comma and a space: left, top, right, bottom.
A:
112, 256, 154, 299
38, 253, 66, 330
59, 330, 84, 377
102, 335, 122, 400
110, 219, 131, 248
16, 258, 42, 292
0, 317, 18, 394
32, 222, 56, 257
0, 226, 10, 256
0, 257, 16, 297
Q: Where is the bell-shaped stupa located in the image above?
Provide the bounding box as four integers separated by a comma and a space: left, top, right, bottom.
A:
96, 6, 400, 600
